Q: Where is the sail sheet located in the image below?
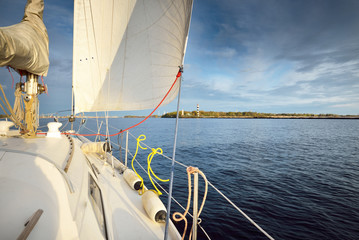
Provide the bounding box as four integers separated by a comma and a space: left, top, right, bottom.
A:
0, 0, 49, 76
73, 0, 193, 113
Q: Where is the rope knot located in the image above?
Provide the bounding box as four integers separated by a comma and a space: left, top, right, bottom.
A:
136, 134, 147, 150
173, 166, 208, 240
151, 148, 163, 155
187, 166, 199, 174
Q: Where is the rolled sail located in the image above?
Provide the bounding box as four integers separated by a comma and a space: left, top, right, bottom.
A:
0, 0, 49, 76
73, 0, 193, 113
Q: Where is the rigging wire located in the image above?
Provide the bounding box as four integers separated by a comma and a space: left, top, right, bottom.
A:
104, 0, 115, 171
58, 114, 275, 240
117, 130, 124, 163
78, 119, 271, 239
82, 125, 98, 134
0, 83, 24, 129
128, 131, 188, 168
118, 129, 275, 240
115, 142, 211, 240
76, 117, 87, 133
95, 112, 101, 142
59, 120, 70, 131
42, 69, 182, 137
207, 181, 275, 240
164, 70, 182, 240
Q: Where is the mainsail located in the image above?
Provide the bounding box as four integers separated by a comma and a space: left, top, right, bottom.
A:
0, 0, 49, 76
73, 0, 193, 113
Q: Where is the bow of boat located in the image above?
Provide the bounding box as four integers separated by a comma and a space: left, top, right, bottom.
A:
0, 130, 180, 239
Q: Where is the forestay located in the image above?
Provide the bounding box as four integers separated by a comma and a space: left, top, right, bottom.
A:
73, 0, 193, 113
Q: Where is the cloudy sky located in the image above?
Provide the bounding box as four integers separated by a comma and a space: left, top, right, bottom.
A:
1, 0, 358, 115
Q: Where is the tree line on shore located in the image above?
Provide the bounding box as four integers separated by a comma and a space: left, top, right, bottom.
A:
1, 111, 357, 119
162, 111, 358, 119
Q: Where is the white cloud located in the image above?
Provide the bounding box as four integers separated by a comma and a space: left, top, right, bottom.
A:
330, 103, 358, 108
204, 47, 237, 58
210, 75, 234, 93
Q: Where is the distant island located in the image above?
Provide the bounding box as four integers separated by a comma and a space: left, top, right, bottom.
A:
161, 111, 359, 119
1, 111, 358, 120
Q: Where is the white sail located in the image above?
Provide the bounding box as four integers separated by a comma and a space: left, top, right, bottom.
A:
0, 0, 49, 76
73, 0, 193, 113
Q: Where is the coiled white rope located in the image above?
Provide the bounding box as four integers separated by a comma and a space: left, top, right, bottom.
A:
127, 130, 274, 240
81, 124, 274, 240
114, 142, 211, 239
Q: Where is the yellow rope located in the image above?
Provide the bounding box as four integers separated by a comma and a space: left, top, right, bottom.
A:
131, 134, 147, 194
131, 134, 170, 196
147, 148, 169, 195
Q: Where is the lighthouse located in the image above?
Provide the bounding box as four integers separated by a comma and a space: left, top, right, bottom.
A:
197, 104, 199, 117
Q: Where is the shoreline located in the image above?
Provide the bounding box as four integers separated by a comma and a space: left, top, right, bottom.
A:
32, 115, 359, 120
161, 111, 359, 119
161, 116, 359, 119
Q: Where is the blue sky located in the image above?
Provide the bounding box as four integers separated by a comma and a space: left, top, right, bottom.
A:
1, 0, 358, 116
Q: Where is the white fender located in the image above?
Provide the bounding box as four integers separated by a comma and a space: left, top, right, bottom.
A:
142, 190, 167, 223
81, 142, 110, 154
123, 169, 142, 190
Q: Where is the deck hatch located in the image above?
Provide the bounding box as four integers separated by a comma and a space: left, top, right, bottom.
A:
89, 174, 107, 239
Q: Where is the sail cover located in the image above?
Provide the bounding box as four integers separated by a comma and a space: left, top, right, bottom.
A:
0, 0, 49, 76
73, 0, 193, 113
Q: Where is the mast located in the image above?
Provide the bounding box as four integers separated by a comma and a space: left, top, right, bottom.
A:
0, 0, 49, 136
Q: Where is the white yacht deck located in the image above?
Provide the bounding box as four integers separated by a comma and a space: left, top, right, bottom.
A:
0, 133, 180, 239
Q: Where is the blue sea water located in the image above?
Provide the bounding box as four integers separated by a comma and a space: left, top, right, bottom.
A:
50, 118, 359, 240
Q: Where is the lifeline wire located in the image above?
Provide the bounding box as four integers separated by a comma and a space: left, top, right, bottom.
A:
114, 141, 211, 239
81, 122, 274, 240
113, 128, 188, 168
72, 99, 273, 239
164, 75, 182, 240
126, 129, 275, 240
39, 69, 182, 137
207, 181, 275, 240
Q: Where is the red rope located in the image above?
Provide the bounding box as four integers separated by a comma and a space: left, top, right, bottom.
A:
38, 70, 182, 137
41, 75, 48, 95
7, 67, 14, 89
